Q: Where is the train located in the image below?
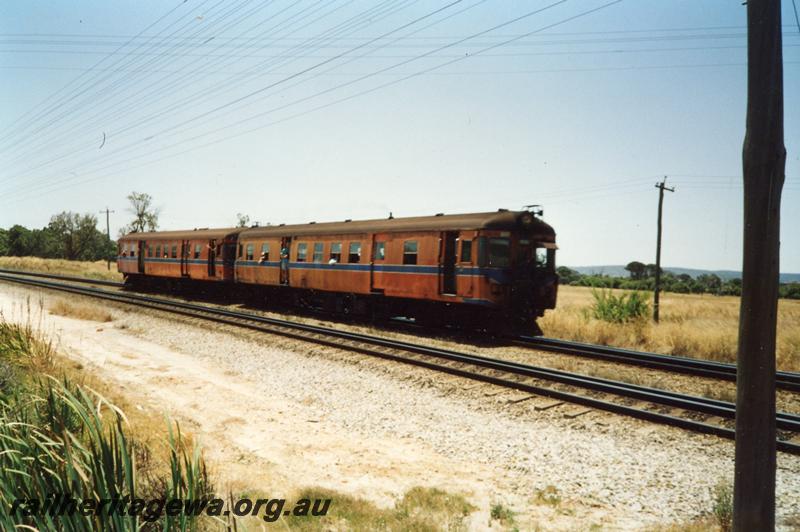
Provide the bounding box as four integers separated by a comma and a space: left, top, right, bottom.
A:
117, 209, 558, 334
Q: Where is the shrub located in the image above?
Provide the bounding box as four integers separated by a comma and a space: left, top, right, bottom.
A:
712, 481, 733, 532
0, 315, 211, 530
590, 289, 650, 323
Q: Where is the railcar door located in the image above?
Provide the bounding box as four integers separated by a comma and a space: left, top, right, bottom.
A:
137, 241, 145, 274
180, 240, 190, 277
370, 233, 388, 293
280, 237, 291, 285
441, 232, 457, 295
208, 239, 216, 277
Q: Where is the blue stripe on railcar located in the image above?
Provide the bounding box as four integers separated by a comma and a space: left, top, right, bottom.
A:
234, 260, 511, 283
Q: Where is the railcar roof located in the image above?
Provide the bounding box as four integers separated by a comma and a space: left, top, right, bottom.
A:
119, 227, 244, 241
240, 210, 554, 239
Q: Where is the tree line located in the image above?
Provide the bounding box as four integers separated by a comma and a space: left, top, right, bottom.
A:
0, 213, 116, 262
556, 262, 800, 300
0, 192, 161, 262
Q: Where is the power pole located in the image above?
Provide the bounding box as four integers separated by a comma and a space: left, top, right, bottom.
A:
99, 207, 114, 270
734, 0, 785, 529
653, 176, 674, 323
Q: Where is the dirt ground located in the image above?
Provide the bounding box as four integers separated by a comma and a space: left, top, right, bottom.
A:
2, 282, 799, 530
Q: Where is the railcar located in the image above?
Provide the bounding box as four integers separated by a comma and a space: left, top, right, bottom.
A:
118, 227, 243, 283
118, 209, 558, 333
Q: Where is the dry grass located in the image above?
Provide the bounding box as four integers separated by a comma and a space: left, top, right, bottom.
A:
2, 300, 483, 530
49, 299, 114, 322
226, 486, 476, 531
0, 256, 123, 281
643, 518, 722, 532
541, 285, 800, 372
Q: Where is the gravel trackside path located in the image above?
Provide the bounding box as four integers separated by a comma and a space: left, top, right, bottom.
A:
1, 283, 799, 530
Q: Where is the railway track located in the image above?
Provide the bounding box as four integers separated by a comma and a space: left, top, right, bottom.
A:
1, 270, 799, 454
4, 268, 798, 391
516, 335, 800, 393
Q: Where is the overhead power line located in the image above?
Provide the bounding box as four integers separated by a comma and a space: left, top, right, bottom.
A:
0, 0, 416, 177
0, 0, 194, 147
1, 0, 477, 186
3, 1, 628, 202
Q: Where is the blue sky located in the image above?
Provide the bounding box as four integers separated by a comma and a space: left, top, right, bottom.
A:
0, 0, 798, 272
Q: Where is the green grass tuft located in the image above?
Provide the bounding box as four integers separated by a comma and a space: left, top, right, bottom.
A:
0, 315, 211, 531
590, 288, 650, 323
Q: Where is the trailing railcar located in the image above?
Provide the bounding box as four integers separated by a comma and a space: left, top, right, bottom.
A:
117, 228, 244, 283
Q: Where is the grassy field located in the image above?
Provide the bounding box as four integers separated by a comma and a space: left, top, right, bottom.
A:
541, 285, 800, 372
0, 256, 123, 281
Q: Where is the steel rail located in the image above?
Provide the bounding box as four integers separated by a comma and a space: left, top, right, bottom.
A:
3, 268, 800, 392
517, 335, 800, 393
1, 272, 799, 454
0, 268, 125, 288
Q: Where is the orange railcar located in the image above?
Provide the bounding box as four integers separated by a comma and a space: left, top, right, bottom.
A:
117, 228, 244, 282
234, 210, 558, 330
118, 210, 557, 332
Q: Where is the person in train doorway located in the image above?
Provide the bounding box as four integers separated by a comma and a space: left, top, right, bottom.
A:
280, 244, 289, 284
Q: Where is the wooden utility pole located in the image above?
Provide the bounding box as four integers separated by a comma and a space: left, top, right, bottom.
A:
99, 207, 114, 270
734, 0, 785, 529
653, 176, 674, 323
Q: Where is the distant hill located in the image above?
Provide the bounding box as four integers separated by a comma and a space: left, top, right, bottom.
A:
567, 265, 800, 284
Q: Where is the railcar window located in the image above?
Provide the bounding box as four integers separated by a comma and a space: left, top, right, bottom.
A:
403, 241, 418, 265
374, 242, 385, 261
487, 238, 510, 268
147, 245, 152, 258
194, 244, 201, 259
297, 243, 308, 262
330, 242, 342, 263
348, 242, 361, 263
535, 248, 547, 268
260, 243, 270, 261
246, 244, 254, 261
460, 240, 472, 262
171, 245, 178, 258
312, 243, 324, 263
155, 245, 161, 258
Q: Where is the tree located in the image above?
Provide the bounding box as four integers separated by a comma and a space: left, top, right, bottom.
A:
0, 228, 8, 256
644, 263, 661, 279
556, 266, 581, 285
48, 212, 101, 261
625, 261, 646, 280
6, 225, 34, 256
120, 192, 159, 235
697, 273, 722, 294
236, 213, 250, 228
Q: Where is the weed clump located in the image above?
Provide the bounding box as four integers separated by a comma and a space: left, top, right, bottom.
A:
0, 316, 211, 530
590, 288, 650, 323
712, 481, 733, 532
